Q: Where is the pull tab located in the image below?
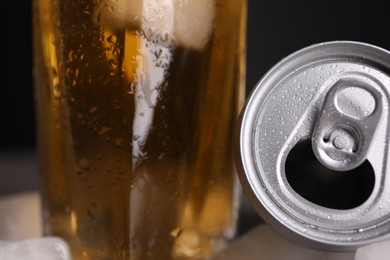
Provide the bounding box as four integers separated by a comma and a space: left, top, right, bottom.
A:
312, 79, 382, 171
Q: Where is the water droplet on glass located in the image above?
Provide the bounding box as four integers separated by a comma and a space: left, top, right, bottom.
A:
98, 126, 111, 136
53, 83, 61, 98
107, 34, 117, 43
96, 12, 101, 23
108, 59, 117, 69
113, 48, 120, 56
170, 227, 182, 238
71, 79, 77, 87
115, 138, 124, 147
79, 158, 90, 170
89, 106, 98, 113
154, 48, 163, 60
127, 82, 136, 94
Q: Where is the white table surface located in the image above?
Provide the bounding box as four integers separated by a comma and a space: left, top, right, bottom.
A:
1, 150, 388, 259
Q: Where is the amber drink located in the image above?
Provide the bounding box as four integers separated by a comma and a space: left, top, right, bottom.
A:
33, 0, 246, 259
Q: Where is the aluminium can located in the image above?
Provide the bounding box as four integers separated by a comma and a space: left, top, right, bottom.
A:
235, 41, 390, 251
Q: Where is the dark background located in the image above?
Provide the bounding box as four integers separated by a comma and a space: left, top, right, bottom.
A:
2, 0, 390, 150
1, 0, 389, 234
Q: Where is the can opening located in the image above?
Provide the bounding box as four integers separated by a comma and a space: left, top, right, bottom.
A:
285, 139, 375, 210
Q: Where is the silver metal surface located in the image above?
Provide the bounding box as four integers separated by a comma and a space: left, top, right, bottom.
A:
235, 41, 390, 251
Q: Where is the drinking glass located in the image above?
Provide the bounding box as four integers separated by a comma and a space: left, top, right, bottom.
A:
33, 0, 247, 259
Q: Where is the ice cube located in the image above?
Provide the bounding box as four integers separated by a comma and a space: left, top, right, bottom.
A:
173, 0, 215, 51
0, 237, 71, 260
94, 0, 144, 29
95, 0, 174, 37
95, 0, 215, 51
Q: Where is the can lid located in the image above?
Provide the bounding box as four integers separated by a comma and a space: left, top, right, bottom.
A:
235, 41, 390, 251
